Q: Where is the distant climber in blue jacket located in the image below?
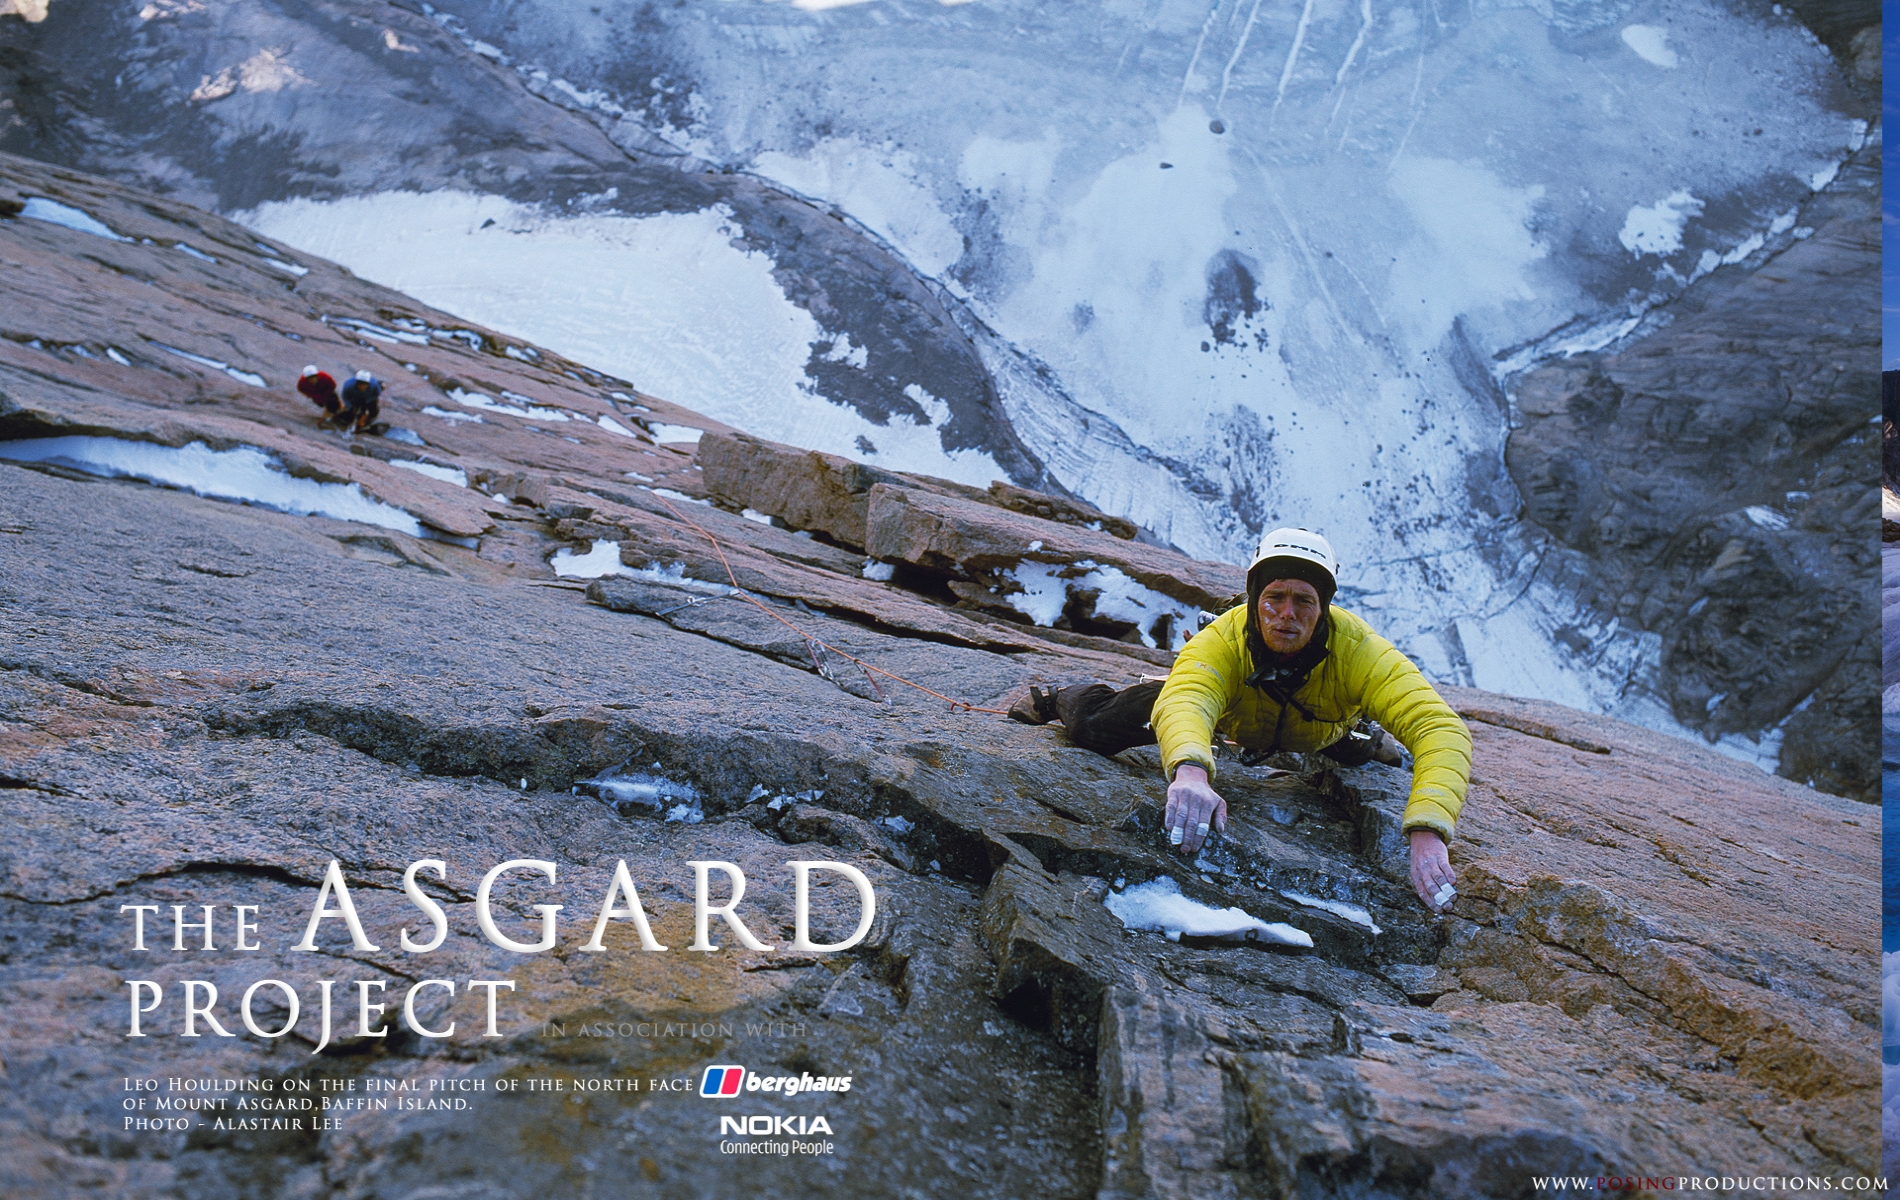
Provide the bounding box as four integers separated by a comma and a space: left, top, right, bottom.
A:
337, 370, 383, 432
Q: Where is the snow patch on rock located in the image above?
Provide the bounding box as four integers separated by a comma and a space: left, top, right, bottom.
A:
388, 459, 469, 488
1620, 26, 1680, 68
1619, 191, 1703, 258
1106, 876, 1312, 947
20, 197, 129, 241
1279, 890, 1382, 934
0, 436, 422, 535
1004, 559, 1201, 650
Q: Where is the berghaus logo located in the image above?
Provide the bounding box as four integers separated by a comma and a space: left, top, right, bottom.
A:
699, 1065, 852, 1097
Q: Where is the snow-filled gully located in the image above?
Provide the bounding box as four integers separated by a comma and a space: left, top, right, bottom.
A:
0, 436, 436, 538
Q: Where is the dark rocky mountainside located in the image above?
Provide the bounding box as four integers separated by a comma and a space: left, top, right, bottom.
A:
1506, 132, 1882, 804
0, 153, 1881, 1196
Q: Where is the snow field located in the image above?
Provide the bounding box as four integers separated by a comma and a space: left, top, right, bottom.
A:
236, 191, 1006, 488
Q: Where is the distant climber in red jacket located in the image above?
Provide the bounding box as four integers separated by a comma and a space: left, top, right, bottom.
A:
297, 366, 343, 424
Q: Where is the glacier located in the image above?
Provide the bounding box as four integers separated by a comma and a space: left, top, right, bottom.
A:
234, 0, 1861, 761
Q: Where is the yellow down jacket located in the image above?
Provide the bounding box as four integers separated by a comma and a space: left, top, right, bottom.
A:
1153, 604, 1471, 839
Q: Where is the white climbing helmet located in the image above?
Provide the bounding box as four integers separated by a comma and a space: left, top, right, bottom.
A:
301, 365, 319, 377
354, 370, 373, 382
1247, 527, 1339, 603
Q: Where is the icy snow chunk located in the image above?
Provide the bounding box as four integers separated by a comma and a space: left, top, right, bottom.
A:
0, 437, 422, 535
590, 771, 701, 822
819, 332, 870, 369
151, 343, 266, 387
650, 487, 711, 506
153, 344, 221, 371
327, 316, 429, 346
549, 539, 630, 578
382, 427, 427, 447
1279, 890, 1382, 934
741, 508, 773, 525
448, 387, 570, 423
549, 542, 728, 592
1105, 877, 1312, 947
1744, 506, 1789, 531
388, 459, 469, 488
422, 405, 483, 424
447, 388, 527, 417
1620, 26, 1679, 69
861, 560, 895, 581
261, 256, 309, 276
1720, 233, 1765, 266
20, 198, 130, 241
1004, 559, 1201, 650
1618, 191, 1703, 257
501, 390, 570, 420
1807, 160, 1841, 192
596, 414, 642, 438
174, 243, 219, 263
649, 423, 705, 444
104, 347, 131, 366
1007, 560, 1073, 627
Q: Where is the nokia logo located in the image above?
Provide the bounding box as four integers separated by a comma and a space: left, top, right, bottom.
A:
719, 1115, 834, 1136
699, 1065, 852, 1097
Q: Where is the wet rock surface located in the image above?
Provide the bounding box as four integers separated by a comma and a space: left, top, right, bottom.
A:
0, 152, 1882, 1197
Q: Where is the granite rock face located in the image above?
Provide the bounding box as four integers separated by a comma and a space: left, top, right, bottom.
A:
0, 153, 1881, 1198
1505, 135, 1881, 803
699, 430, 1138, 549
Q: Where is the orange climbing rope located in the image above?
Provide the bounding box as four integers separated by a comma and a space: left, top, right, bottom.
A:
647, 490, 1008, 714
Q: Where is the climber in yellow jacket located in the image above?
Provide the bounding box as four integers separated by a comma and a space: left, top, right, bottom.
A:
1008, 527, 1470, 912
